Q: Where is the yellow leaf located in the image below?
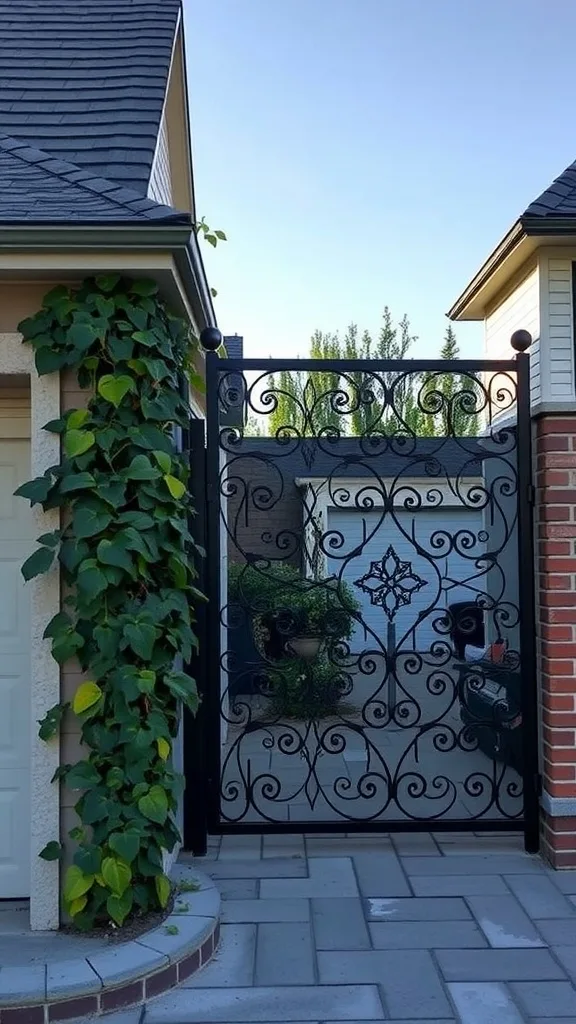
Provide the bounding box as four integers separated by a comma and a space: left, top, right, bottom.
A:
155, 873, 171, 909
164, 474, 185, 500
69, 894, 87, 917
63, 865, 95, 904
73, 681, 102, 715
157, 737, 170, 761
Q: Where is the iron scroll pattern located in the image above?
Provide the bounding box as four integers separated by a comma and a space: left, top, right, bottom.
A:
209, 361, 525, 826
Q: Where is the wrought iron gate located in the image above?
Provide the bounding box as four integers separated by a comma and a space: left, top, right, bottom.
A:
188, 336, 539, 851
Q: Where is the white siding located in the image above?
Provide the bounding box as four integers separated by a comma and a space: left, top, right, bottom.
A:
148, 113, 173, 206
541, 256, 575, 403
485, 264, 540, 405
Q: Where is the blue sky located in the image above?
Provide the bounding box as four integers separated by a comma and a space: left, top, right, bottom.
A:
185, 0, 576, 360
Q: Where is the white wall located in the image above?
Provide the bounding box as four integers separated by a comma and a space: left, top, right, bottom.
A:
538, 253, 575, 404
485, 262, 541, 405
148, 113, 173, 206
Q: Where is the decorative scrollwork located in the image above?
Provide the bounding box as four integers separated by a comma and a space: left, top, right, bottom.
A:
213, 360, 526, 826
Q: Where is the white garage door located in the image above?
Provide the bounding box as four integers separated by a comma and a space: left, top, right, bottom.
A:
328, 506, 484, 651
0, 436, 32, 897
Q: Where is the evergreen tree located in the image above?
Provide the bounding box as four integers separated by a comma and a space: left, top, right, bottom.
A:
420, 325, 479, 436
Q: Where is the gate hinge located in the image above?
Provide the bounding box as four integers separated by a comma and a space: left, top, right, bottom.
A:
527, 484, 536, 505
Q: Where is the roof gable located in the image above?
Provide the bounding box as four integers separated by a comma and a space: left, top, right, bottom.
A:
523, 160, 576, 219
0, 134, 190, 224
0, 0, 181, 195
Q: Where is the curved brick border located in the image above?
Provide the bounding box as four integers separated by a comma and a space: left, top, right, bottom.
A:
0, 869, 220, 1023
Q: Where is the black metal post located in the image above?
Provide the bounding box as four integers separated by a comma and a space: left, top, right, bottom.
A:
204, 346, 223, 833
183, 417, 209, 855
512, 330, 540, 854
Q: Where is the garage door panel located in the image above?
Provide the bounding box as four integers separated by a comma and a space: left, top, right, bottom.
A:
328, 507, 485, 651
0, 438, 32, 898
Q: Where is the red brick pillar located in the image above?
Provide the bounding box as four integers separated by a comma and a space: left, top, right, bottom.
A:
535, 416, 576, 867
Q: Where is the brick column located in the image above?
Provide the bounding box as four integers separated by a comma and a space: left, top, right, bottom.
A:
535, 416, 576, 867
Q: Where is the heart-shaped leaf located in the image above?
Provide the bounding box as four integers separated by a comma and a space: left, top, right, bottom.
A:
164, 474, 186, 500
73, 504, 112, 538
123, 621, 157, 660
64, 429, 95, 459
39, 841, 63, 862
63, 865, 95, 903
73, 844, 102, 875
109, 830, 141, 865
101, 856, 132, 897
97, 538, 133, 573
96, 274, 121, 293
124, 455, 161, 481
67, 323, 98, 351
130, 279, 159, 297
15, 476, 52, 505
69, 895, 88, 918
21, 546, 55, 581
153, 450, 172, 474
97, 374, 134, 408
107, 889, 133, 926
138, 785, 168, 825
60, 472, 96, 494
73, 681, 102, 715
157, 737, 170, 761
67, 409, 90, 430
155, 873, 171, 909
77, 564, 108, 601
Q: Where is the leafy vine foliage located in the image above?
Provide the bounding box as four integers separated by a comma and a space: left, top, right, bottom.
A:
16, 276, 201, 929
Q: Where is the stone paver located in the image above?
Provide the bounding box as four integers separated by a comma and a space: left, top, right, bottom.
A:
465, 894, 546, 947
510, 980, 576, 1017
365, 896, 472, 920
142, 833, 576, 1024
504, 872, 576, 918
448, 982, 524, 1023
369, 920, 486, 949
255, 922, 315, 985
533, 918, 576, 945
312, 897, 371, 949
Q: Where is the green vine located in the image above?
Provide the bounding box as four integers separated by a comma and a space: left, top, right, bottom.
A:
16, 275, 202, 929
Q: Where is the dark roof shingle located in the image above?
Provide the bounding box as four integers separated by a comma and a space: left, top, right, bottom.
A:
0, 0, 181, 194
0, 134, 190, 223
524, 160, 576, 218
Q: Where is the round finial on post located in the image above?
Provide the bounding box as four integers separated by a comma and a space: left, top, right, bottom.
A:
200, 326, 223, 352
510, 329, 532, 353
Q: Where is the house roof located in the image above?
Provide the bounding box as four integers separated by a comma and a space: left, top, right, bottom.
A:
0, 0, 181, 195
224, 336, 244, 359
523, 160, 576, 218
0, 134, 189, 223
227, 437, 485, 480
448, 156, 576, 320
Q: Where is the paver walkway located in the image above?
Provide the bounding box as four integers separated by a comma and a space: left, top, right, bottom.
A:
139, 832, 576, 1023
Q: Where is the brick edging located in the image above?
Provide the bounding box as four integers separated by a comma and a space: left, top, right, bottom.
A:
0, 871, 220, 1023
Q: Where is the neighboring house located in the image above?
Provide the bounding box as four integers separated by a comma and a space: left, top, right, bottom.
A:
0, 0, 215, 928
449, 158, 576, 867
226, 437, 517, 655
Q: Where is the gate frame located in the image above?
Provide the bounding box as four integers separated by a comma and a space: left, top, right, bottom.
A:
185, 341, 540, 854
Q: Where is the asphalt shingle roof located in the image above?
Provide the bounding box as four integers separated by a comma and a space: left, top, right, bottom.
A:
0, 134, 190, 223
0, 0, 180, 195
523, 160, 576, 218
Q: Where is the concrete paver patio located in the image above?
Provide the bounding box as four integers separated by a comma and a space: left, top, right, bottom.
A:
130, 831, 576, 1024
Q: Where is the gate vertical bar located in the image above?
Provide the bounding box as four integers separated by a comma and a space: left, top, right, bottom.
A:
183, 417, 208, 855
204, 348, 223, 832
514, 332, 540, 853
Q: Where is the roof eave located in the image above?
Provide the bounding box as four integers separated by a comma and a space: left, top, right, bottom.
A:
447, 220, 525, 321
0, 221, 216, 329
